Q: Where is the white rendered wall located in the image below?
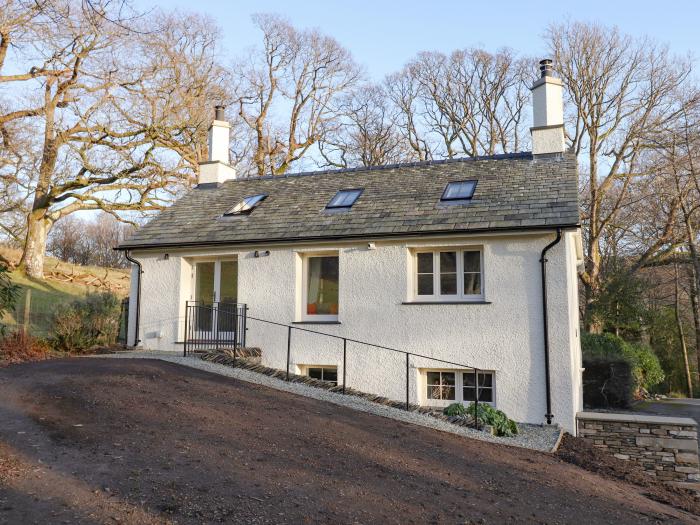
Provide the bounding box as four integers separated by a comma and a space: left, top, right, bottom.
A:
129, 230, 582, 432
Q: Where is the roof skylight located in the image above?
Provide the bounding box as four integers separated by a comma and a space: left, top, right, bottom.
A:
224, 193, 267, 215
441, 180, 477, 201
326, 188, 363, 209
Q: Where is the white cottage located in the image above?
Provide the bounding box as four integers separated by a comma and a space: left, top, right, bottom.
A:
119, 60, 584, 433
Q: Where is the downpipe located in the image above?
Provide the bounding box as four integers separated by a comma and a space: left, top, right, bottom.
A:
124, 250, 142, 347
540, 228, 562, 425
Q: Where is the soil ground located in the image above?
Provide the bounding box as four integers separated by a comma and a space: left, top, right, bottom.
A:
0, 358, 698, 524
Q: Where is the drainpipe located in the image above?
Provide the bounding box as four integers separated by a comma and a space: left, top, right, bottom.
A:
124, 250, 142, 347
540, 228, 562, 425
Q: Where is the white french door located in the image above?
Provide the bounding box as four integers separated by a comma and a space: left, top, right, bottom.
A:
192, 260, 238, 336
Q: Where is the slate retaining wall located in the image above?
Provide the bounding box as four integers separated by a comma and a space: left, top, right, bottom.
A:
577, 411, 699, 483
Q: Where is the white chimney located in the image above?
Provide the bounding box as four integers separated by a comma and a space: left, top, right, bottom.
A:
198, 105, 237, 185
530, 59, 565, 156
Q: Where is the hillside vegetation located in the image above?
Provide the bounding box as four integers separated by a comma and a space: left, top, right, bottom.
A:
1, 246, 129, 336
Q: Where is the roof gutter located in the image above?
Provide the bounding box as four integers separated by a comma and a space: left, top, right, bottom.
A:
115, 223, 580, 252
540, 228, 562, 425
124, 250, 142, 347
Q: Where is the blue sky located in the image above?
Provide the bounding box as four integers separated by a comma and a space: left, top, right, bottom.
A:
135, 0, 700, 79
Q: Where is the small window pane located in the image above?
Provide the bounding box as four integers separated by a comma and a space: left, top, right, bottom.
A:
464, 273, 481, 295
463, 372, 493, 402
416, 253, 434, 296
327, 189, 362, 208
427, 372, 455, 400
440, 273, 457, 295
442, 181, 476, 201
226, 194, 267, 215
308, 368, 323, 380
417, 253, 433, 273
323, 368, 338, 384
307, 256, 339, 316
440, 252, 457, 273
463, 251, 480, 272
417, 275, 434, 295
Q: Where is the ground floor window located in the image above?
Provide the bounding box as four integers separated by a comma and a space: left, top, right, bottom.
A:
306, 366, 338, 385
423, 370, 494, 406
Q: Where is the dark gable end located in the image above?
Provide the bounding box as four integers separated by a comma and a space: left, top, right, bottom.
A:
119, 153, 580, 249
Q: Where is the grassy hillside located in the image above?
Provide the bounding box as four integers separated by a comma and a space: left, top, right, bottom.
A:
1, 246, 130, 336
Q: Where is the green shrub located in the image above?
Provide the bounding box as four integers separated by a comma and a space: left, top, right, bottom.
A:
443, 403, 468, 417
0, 262, 19, 336
49, 293, 121, 353
582, 333, 664, 396
465, 403, 518, 437
582, 357, 634, 408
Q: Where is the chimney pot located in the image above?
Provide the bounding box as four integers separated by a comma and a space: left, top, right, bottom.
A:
198, 104, 237, 185
539, 59, 554, 78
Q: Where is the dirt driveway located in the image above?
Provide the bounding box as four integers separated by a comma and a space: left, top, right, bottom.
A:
0, 358, 696, 524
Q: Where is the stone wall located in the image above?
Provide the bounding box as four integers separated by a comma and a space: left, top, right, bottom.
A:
577, 412, 699, 483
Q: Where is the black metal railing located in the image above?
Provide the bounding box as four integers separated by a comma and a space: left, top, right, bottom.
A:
183, 301, 247, 355
241, 313, 485, 430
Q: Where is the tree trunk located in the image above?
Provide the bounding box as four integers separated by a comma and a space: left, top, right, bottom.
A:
689, 261, 700, 384
18, 211, 51, 279
675, 263, 693, 398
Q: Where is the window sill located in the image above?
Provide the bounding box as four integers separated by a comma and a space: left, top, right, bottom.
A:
402, 300, 491, 305
292, 321, 342, 325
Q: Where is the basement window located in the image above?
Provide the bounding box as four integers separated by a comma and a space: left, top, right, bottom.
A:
306, 366, 338, 385
326, 189, 363, 209
424, 370, 495, 407
224, 194, 267, 215
441, 180, 477, 201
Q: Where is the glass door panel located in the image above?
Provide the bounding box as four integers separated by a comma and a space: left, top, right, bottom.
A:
218, 260, 238, 333
194, 262, 215, 331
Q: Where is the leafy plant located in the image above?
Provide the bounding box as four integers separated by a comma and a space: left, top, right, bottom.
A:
0, 262, 19, 336
49, 293, 121, 353
582, 332, 664, 395
465, 403, 518, 437
443, 403, 468, 417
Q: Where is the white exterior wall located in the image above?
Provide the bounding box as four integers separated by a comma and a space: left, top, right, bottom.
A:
128, 230, 583, 432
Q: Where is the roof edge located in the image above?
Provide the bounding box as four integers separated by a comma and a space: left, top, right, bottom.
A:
117, 222, 581, 251
232, 152, 543, 182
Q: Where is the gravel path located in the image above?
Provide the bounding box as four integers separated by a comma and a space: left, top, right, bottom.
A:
97, 351, 562, 452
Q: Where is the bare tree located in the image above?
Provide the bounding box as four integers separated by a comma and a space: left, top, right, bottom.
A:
233, 14, 361, 176
654, 100, 700, 380
318, 84, 413, 168
0, 1, 227, 278
385, 48, 531, 160
549, 21, 695, 331
48, 212, 133, 268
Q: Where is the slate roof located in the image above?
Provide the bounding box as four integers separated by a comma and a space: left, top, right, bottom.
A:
119, 152, 580, 250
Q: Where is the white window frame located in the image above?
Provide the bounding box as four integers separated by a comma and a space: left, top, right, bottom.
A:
422, 369, 495, 408
301, 365, 339, 385
412, 248, 484, 302
301, 252, 340, 322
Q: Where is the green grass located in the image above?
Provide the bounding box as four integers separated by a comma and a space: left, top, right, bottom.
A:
3, 271, 96, 336
2, 247, 130, 337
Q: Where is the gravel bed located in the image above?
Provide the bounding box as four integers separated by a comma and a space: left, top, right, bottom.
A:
96, 351, 562, 452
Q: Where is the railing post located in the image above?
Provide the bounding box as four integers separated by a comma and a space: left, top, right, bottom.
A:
342, 338, 347, 394
242, 304, 248, 347
183, 301, 189, 357
474, 368, 479, 431
405, 353, 410, 411
286, 325, 292, 381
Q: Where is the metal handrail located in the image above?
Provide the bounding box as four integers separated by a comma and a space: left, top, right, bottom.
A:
183, 301, 483, 429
